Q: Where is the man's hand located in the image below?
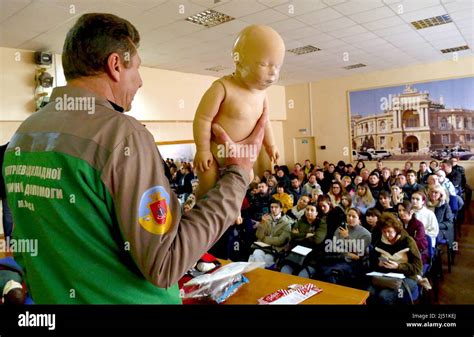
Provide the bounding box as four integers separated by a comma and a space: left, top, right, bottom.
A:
193, 150, 214, 172
211, 107, 267, 173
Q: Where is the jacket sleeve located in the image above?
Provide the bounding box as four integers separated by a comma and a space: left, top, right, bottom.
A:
264, 220, 291, 247
438, 204, 453, 231
397, 237, 422, 278
101, 127, 249, 288
256, 220, 270, 241
426, 211, 440, 242
413, 220, 428, 253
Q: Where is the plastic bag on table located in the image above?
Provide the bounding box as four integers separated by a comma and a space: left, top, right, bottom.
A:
181, 261, 264, 304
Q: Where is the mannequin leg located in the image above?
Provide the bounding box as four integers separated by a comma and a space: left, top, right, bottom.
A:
195, 160, 219, 200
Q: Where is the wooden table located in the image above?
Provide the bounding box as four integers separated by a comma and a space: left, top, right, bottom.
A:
219, 260, 369, 305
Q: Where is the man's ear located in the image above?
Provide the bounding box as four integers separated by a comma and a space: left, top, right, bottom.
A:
105, 52, 122, 82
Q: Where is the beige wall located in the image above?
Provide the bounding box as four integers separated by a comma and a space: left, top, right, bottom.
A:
282, 83, 312, 165
0, 47, 286, 174
283, 56, 474, 185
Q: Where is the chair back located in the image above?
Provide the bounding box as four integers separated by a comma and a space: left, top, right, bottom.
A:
425, 235, 435, 261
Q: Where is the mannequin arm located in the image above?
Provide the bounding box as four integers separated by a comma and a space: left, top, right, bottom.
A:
262, 96, 279, 163
193, 81, 225, 172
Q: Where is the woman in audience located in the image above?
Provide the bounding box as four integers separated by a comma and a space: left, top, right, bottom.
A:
297, 195, 346, 278
411, 191, 439, 248
339, 192, 353, 213
333, 171, 342, 184
426, 186, 454, 246
429, 160, 439, 173
364, 207, 382, 243
292, 163, 302, 176
318, 207, 371, 288
272, 182, 293, 214
397, 201, 429, 266
341, 175, 355, 196
355, 160, 365, 174
390, 184, 406, 207
368, 213, 422, 304
436, 170, 457, 197
296, 170, 307, 186
286, 195, 310, 222
353, 175, 363, 187
266, 175, 278, 195
375, 190, 397, 215
352, 183, 376, 215
328, 181, 344, 207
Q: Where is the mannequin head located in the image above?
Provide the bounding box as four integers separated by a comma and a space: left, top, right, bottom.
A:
232, 25, 285, 90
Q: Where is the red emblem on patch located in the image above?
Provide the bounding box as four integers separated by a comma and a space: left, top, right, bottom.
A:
149, 198, 168, 225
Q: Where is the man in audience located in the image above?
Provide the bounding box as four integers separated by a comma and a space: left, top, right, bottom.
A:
417, 161, 431, 185
371, 160, 383, 176
368, 172, 382, 201
396, 174, 408, 189
360, 168, 370, 184
288, 176, 303, 204
249, 182, 272, 222
248, 200, 292, 268
303, 173, 323, 197
403, 170, 422, 200
345, 164, 356, 179
451, 156, 466, 189
441, 159, 462, 196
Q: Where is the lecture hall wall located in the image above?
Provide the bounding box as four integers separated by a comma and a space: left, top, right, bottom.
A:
283, 56, 474, 187
1, 46, 474, 185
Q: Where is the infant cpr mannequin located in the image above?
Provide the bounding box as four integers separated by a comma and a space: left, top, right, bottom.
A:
193, 25, 285, 199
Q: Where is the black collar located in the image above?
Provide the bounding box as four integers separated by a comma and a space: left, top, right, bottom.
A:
108, 100, 124, 113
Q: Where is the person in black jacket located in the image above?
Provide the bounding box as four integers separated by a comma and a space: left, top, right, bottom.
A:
441, 159, 462, 195
1, 142, 14, 243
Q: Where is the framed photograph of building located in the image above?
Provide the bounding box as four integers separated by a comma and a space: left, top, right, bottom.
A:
348, 76, 474, 161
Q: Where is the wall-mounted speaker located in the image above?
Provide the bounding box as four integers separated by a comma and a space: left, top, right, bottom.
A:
34, 51, 53, 65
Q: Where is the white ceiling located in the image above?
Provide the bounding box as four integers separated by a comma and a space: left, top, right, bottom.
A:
0, 0, 473, 85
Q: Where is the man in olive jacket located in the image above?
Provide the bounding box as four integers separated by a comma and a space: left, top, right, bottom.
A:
248, 200, 292, 267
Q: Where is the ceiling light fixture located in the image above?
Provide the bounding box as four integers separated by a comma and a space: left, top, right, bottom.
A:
186, 9, 234, 28
287, 45, 321, 55
440, 45, 469, 53
343, 63, 366, 70
411, 14, 452, 30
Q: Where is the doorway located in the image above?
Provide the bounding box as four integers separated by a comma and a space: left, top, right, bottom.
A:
293, 137, 316, 165
405, 136, 419, 153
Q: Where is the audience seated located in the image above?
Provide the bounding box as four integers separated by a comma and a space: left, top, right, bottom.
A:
161, 155, 469, 305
